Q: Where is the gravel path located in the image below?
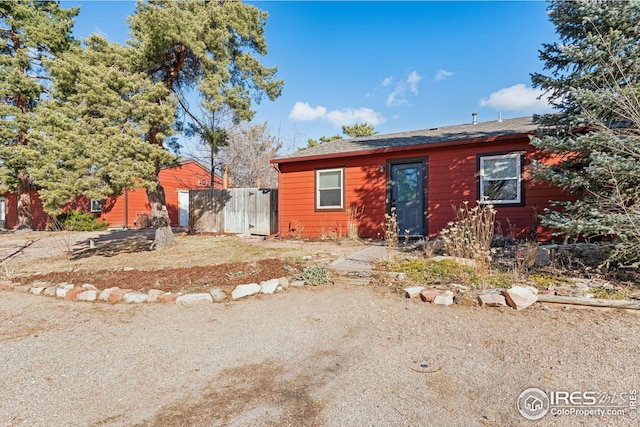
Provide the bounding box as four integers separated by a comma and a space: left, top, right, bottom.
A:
1, 284, 639, 426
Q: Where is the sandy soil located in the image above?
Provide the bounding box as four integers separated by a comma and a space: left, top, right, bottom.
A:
1, 284, 639, 427
2, 230, 639, 426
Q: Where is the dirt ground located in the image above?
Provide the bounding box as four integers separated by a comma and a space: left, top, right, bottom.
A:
1, 230, 640, 426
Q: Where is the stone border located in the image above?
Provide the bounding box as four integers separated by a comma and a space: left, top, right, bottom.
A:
0, 277, 309, 306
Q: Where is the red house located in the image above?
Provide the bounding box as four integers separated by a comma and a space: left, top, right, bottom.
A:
0, 160, 223, 230
271, 116, 565, 241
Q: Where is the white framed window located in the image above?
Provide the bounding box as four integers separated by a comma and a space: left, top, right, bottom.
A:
90, 199, 103, 213
316, 168, 344, 210
479, 153, 522, 204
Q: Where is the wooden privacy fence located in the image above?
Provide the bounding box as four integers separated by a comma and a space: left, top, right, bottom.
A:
189, 188, 278, 236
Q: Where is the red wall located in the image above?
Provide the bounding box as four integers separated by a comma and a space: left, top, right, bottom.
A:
276, 137, 566, 241
2, 161, 222, 230
1, 189, 49, 229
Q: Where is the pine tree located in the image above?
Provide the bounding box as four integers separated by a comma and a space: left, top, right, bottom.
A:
0, 1, 78, 229
531, 0, 640, 266
126, 0, 283, 248
31, 35, 176, 214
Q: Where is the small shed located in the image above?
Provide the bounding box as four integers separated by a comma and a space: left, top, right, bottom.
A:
270, 116, 566, 241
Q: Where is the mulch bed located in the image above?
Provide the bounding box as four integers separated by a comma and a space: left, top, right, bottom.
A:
17, 258, 299, 294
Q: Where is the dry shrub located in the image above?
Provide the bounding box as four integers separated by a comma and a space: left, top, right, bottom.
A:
347, 204, 364, 241
384, 208, 399, 249
439, 202, 496, 272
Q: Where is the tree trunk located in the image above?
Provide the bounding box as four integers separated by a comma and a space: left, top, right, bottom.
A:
147, 166, 175, 250
17, 172, 32, 231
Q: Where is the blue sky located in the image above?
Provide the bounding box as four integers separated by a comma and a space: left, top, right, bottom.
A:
62, 1, 558, 152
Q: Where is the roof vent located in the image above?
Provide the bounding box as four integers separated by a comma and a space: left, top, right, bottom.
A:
472, 112, 477, 125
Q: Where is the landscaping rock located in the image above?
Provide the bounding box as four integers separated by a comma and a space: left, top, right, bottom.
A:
404, 286, 425, 299
260, 279, 279, 294
108, 288, 133, 303
30, 281, 52, 288
56, 284, 74, 298
420, 289, 442, 302
478, 293, 507, 307
77, 290, 98, 302
14, 285, 31, 293
535, 246, 551, 266
209, 287, 227, 302
0, 281, 16, 291
146, 289, 164, 303
434, 291, 454, 306
43, 287, 58, 297
504, 286, 538, 310
176, 293, 213, 306
82, 284, 99, 291
278, 277, 290, 289
158, 292, 179, 303
232, 283, 261, 300
454, 293, 479, 307
302, 255, 313, 261
123, 292, 148, 304
291, 280, 306, 287
99, 287, 119, 302
30, 287, 45, 296
64, 287, 87, 301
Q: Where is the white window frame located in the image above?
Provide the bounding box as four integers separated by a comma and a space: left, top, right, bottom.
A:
479, 153, 522, 204
90, 199, 103, 213
315, 168, 344, 210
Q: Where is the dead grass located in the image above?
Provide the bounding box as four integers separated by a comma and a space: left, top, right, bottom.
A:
3, 231, 302, 275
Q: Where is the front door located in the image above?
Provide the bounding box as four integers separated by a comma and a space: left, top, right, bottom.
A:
390, 162, 424, 236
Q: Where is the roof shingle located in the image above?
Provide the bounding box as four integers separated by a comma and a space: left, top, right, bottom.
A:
273, 116, 537, 162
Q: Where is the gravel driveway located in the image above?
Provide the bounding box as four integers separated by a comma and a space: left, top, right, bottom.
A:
2, 283, 639, 426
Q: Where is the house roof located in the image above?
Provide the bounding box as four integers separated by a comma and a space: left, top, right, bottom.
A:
272, 116, 538, 164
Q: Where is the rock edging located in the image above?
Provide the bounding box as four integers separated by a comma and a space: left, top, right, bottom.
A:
0, 276, 299, 306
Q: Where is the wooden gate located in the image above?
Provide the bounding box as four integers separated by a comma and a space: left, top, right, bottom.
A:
189, 188, 277, 235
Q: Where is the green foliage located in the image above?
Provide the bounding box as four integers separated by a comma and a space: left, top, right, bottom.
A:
591, 287, 630, 301
302, 122, 378, 150
0, 1, 78, 225
31, 35, 176, 213
531, 1, 640, 267
394, 259, 480, 286
127, 0, 283, 143
296, 266, 330, 286
342, 123, 378, 138
54, 210, 108, 231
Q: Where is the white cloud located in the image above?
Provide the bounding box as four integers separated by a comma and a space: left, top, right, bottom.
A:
289, 102, 385, 128
480, 83, 553, 111
386, 83, 409, 107
289, 102, 327, 121
381, 76, 393, 87
434, 69, 453, 81
407, 71, 423, 94
326, 108, 385, 127
385, 70, 423, 107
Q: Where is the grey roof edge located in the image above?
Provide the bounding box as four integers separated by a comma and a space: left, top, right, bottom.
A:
273, 116, 537, 163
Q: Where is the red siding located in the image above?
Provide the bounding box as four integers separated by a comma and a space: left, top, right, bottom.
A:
1, 160, 222, 230
276, 136, 567, 241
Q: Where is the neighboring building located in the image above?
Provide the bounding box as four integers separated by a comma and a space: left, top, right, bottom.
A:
1, 160, 223, 230
270, 116, 566, 241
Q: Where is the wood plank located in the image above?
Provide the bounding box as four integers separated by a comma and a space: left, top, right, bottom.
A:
537, 294, 640, 310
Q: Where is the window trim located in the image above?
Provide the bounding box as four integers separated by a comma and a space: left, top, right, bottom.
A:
315, 167, 345, 211
90, 199, 103, 213
477, 152, 524, 206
